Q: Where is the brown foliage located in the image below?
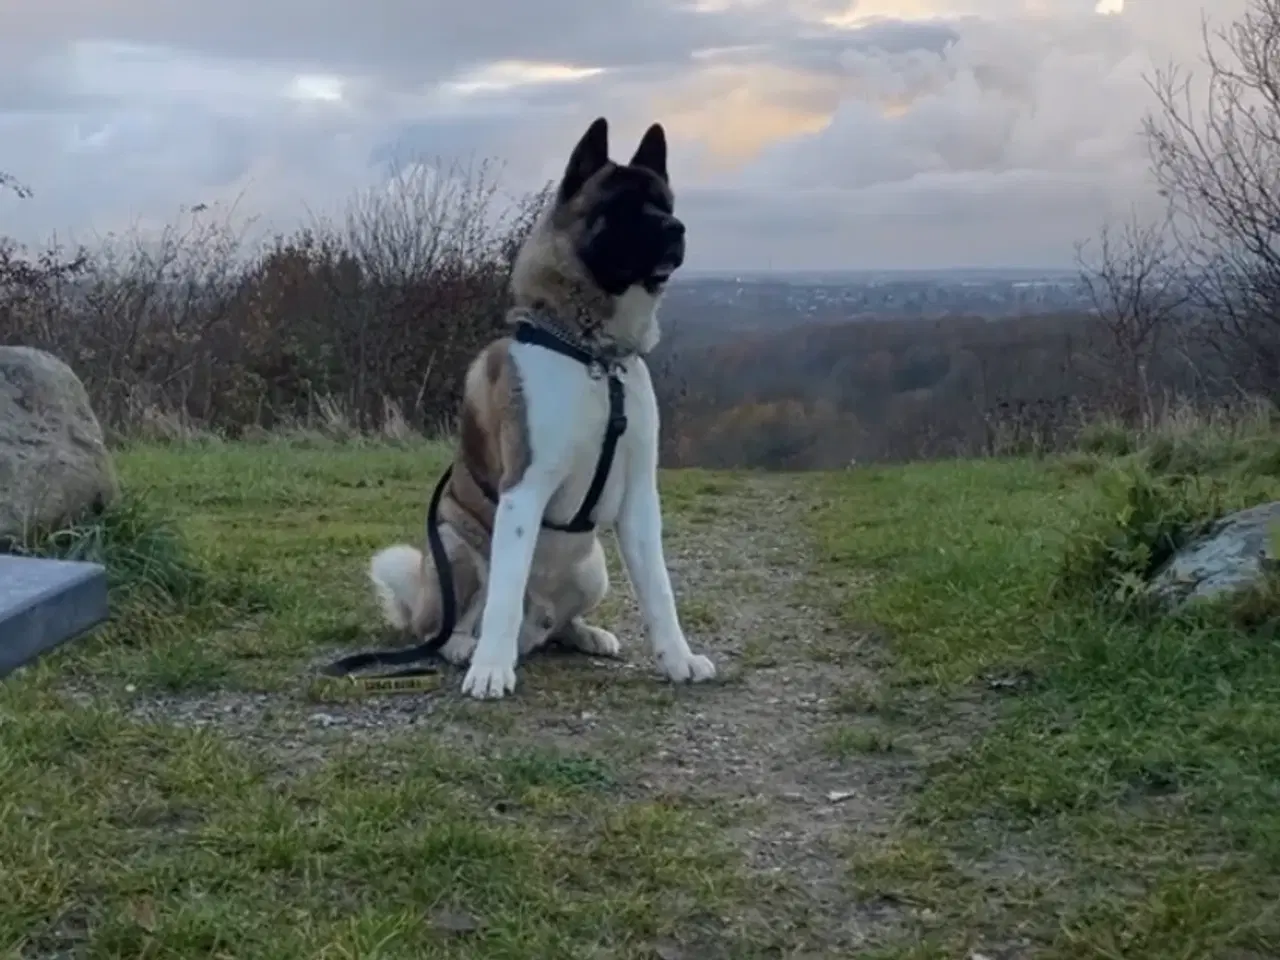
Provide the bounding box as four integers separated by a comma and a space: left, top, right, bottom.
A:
1, 161, 552, 438
652, 310, 1231, 470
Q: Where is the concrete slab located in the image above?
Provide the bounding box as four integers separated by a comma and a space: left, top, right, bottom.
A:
0, 555, 108, 678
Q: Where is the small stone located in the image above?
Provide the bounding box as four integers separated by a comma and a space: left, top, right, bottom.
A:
428, 908, 480, 935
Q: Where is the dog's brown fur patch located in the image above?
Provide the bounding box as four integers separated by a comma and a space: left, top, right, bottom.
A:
508, 201, 614, 336
446, 338, 530, 542
458, 339, 530, 493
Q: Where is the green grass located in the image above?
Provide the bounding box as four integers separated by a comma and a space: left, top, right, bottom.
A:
0, 691, 750, 958
814, 443, 1280, 957
8, 421, 1280, 957
0, 440, 784, 959
820, 722, 896, 759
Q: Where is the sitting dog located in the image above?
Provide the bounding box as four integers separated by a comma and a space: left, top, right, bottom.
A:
363, 116, 717, 700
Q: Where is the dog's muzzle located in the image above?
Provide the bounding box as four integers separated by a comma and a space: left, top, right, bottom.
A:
652, 217, 686, 281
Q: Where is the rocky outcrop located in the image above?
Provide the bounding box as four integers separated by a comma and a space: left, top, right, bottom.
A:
1149, 501, 1280, 605
0, 346, 118, 546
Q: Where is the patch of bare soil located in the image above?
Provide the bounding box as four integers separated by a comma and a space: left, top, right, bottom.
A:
127, 475, 923, 953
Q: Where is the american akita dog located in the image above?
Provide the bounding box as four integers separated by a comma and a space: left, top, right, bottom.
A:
349, 116, 717, 700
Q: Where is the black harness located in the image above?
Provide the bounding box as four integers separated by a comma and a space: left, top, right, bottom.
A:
321, 319, 629, 681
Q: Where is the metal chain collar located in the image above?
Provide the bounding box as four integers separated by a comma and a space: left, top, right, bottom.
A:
509, 306, 633, 378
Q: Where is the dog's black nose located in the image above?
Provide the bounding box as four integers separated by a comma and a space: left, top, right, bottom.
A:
664, 219, 686, 242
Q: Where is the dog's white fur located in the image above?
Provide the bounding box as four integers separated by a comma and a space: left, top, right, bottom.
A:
368, 287, 716, 700
368, 543, 427, 630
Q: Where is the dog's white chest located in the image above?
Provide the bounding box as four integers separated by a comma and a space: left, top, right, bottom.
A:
512, 343, 654, 531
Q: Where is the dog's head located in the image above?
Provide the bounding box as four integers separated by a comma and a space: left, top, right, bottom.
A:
510, 117, 684, 350
553, 116, 684, 296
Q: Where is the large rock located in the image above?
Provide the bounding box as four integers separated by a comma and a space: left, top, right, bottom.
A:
1149, 501, 1280, 605
0, 346, 118, 546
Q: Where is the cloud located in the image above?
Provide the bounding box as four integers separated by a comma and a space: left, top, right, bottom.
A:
675, 0, 1259, 269
0, 0, 1257, 268
683, 6, 1156, 269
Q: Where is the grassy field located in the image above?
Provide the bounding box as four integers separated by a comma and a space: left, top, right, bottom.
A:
3, 426, 1280, 958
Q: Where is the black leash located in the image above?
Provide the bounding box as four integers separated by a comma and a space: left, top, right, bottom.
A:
320, 464, 458, 680
319, 319, 628, 685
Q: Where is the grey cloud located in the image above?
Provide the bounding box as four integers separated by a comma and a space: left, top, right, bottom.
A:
0, 0, 1244, 269
686, 19, 957, 78
679, 169, 1163, 271
691, 5, 1177, 267
0, 5, 956, 237
0, 49, 106, 113
0, 0, 801, 84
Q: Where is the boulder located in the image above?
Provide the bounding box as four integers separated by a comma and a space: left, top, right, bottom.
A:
1148, 500, 1280, 605
0, 346, 118, 546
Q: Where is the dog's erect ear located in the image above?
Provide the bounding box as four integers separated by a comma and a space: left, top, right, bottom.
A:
559, 117, 610, 202
629, 123, 668, 182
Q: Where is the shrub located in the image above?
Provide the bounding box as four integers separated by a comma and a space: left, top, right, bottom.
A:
1056, 464, 1227, 608
1075, 418, 1136, 457
6, 489, 269, 651
1, 161, 552, 440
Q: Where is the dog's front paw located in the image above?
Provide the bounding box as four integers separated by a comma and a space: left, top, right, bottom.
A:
461, 659, 517, 699
439, 630, 478, 666
657, 649, 717, 684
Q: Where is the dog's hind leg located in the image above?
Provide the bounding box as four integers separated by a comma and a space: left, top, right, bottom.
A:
517, 593, 558, 660
548, 537, 621, 658
436, 540, 492, 665
447, 579, 563, 666
437, 588, 485, 665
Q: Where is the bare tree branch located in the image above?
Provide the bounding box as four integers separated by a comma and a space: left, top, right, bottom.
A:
1074, 207, 1191, 421
1142, 0, 1280, 396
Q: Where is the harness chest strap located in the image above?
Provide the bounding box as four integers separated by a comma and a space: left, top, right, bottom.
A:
472, 321, 628, 534
320, 320, 628, 680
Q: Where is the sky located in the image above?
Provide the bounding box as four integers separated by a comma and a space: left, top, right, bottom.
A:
0, 0, 1250, 271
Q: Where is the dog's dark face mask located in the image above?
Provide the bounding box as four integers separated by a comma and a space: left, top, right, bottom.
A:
557, 117, 685, 297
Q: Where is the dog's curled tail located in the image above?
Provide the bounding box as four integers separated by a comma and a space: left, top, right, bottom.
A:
369, 544, 427, 631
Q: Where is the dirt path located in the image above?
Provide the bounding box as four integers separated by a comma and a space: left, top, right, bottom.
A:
128, 475, 920, 953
